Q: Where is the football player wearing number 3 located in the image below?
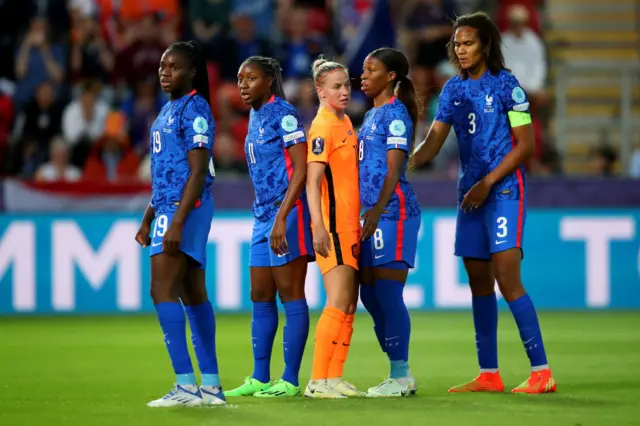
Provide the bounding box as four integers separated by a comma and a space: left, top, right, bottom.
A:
358, 48, 421, 398
412, 12, 556, 394
135, 41, 225, 407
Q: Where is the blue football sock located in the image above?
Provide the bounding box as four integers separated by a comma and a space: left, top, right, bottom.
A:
472, 294, 499, 371
252, 301, 278, 383
185, 301, 220, 387
155, 302, 195, 385
281, 299, 310, 386
360, 284, 387, 355
375, 279, 411, 378
508, 293, 548, 368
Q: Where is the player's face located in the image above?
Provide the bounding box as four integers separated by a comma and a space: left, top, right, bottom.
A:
317, 70, 351, 111
453, 26, 485, 71
361, 56, 393, 98
237, 62, 272, 107
158, 50, 193, 94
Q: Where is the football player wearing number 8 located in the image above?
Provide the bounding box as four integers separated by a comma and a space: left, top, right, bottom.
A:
224, 56, 314, 399
134, 41, 225, 407
358, 48, 421, 398
412, 12, 556, 394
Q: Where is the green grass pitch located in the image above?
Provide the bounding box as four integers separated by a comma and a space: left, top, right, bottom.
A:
1, 312, 639, 425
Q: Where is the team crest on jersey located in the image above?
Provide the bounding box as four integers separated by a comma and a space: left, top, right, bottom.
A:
281, 115, 298, 133
312, 137, 324, 154
484, 94, 494, 113
389, 120, 406, 136
193, 116, 208, 134
512, 86, 526, 104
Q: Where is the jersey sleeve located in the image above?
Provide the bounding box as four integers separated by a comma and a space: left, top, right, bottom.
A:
434, 79, 454, 125
307, 122, 334, 163
501, 73, 532, 128
383, 108, 413, 153
182, 97, 215, 152
277, 108, 307, 149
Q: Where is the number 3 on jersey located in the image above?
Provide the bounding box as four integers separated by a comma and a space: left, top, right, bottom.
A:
153, 131, 162, 153
468, 113, 476, 134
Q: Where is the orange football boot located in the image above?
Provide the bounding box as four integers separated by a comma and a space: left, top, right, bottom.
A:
512, 369, 557, 394
448, 371, 505, 393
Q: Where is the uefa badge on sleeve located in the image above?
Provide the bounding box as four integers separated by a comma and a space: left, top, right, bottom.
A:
281, 115, 298, 133
312, 137, 324, 155
193, 116, 208, 134
389, 119, 406, 137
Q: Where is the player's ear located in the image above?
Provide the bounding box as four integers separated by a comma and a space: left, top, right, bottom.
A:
387, 71, 397, 85
267, 76, 273, 89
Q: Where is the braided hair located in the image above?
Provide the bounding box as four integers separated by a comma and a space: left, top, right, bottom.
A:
241, 56, 287, 100
166, 40, 211, 106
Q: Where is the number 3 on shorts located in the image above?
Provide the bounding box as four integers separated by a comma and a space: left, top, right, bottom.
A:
496, 216, 508, 238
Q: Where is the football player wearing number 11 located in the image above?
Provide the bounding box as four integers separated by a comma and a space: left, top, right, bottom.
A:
135, 41, 224, 407
413, 12, 556, 394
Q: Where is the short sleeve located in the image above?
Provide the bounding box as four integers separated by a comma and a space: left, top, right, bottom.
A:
182, 97, 215, 152
307, 123, 334, 164
277, 109, 307, 149
501, 73, 530, 114
383, 109, 413, 153
434, 79, 454, 125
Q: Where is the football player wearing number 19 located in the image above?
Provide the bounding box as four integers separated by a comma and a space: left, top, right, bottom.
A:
412, 12, 556, 394
358, 48, 421, 398
134, 41, 225, 407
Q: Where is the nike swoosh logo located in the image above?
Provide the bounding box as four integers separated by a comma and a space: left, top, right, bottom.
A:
374, 255, 384, 259
151, 242, 162, 247
454, 101, 461, 105
342, 138, 347, 144
523, 337, 535, 344
495, 240, 507, 245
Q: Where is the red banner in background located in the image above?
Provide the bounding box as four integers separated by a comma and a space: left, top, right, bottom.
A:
3, 179, 151, 212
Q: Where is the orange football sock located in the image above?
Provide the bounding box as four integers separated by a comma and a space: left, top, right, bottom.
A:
311, 307, 346, 381
328, 314, 354, 379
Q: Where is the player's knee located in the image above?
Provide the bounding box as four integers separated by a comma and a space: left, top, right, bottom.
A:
250, 286, 277, 303
277, 284, 305, 304
150, 281, 177, 303
494, 268, 525, 302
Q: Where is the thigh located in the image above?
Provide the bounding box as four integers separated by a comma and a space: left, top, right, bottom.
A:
181, 267, 209, 306
151, 251, 189, 302
462, 257, 495, 297
455, 205, 490, 260
249, 218, 272, 268
269, 203, 315, 267
316, 231, 360, 275
485, 200, 526, 257
373, 261, 409, 283
492, 248, 525, 302
323, 264, 358, 311
273, 256, 308, 303
250, 266, 277, 302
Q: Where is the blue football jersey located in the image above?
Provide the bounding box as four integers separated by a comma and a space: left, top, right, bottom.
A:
150, 91, 215, 213
245, 95, 307, 222
435, 69, 529, 203
359, 97, 421, 221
